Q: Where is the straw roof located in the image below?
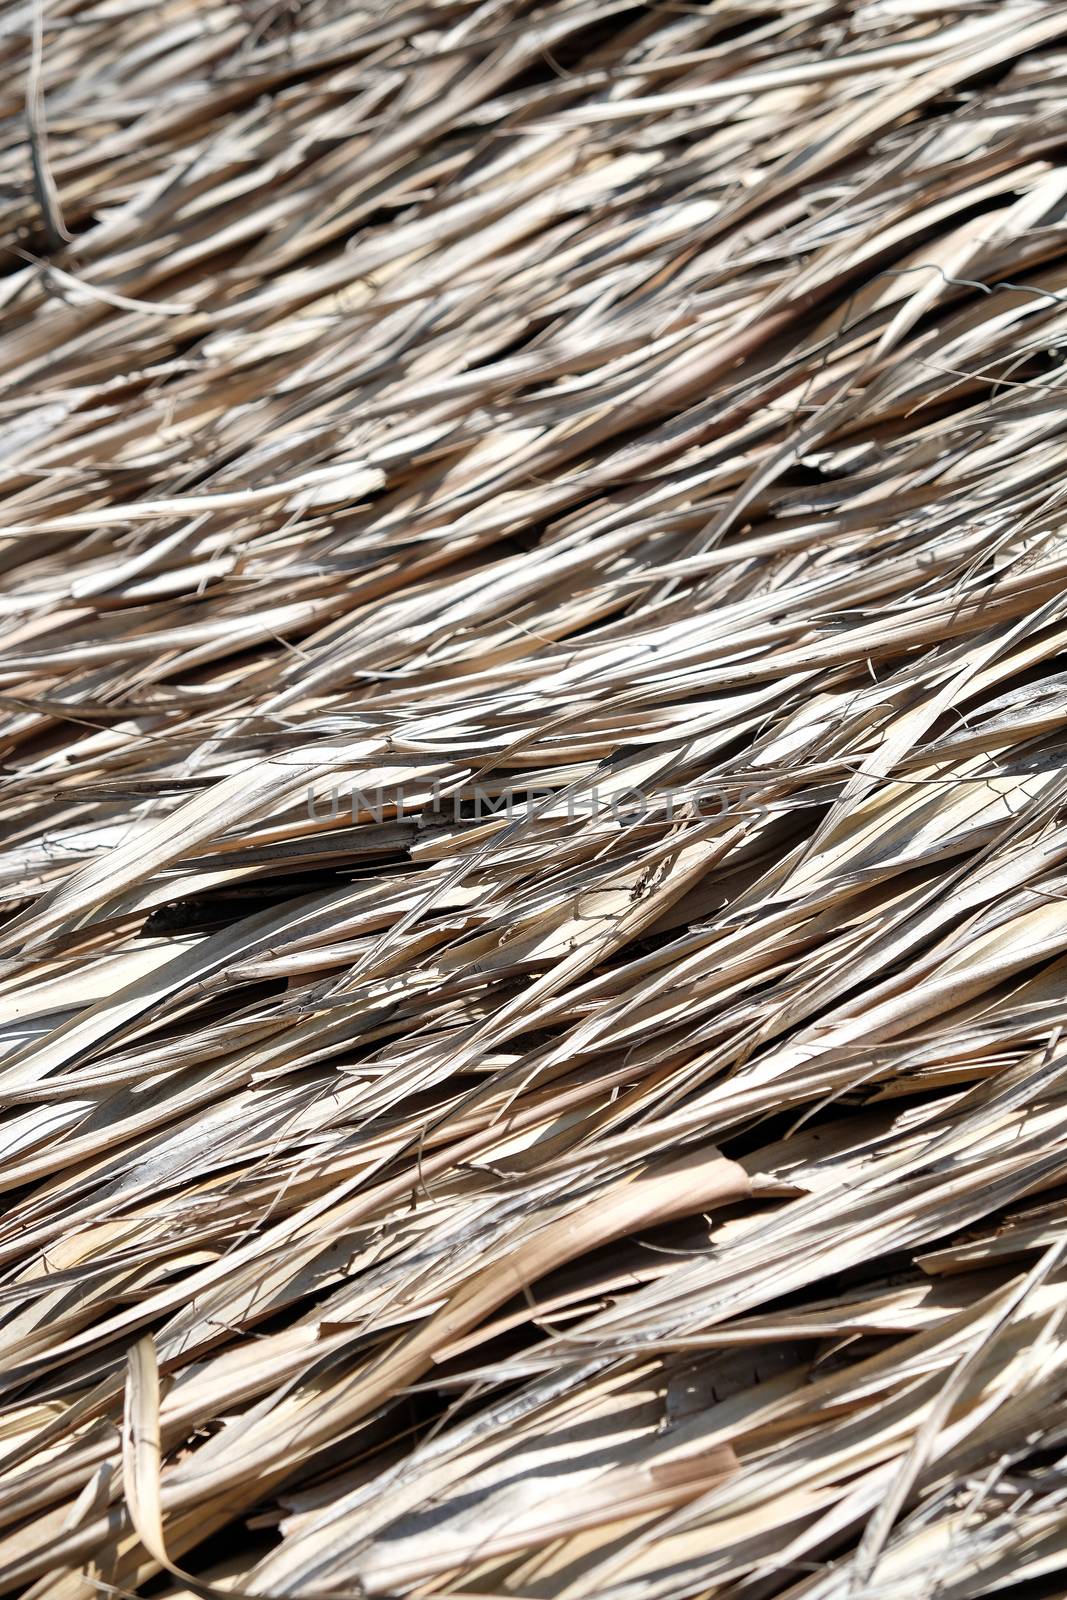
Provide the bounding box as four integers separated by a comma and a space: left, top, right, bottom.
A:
1, 0, 1067, 1595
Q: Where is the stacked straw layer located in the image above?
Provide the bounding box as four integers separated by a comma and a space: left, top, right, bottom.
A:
1, 2, 1067, 1596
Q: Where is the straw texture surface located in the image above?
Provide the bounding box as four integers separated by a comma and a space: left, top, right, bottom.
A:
2, 2, 1067, 1596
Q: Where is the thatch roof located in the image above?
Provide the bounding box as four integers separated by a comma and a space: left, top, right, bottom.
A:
1, 0, 1067, 1595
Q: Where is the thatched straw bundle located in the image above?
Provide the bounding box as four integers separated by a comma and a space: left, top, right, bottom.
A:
3, 0, 1067, 1594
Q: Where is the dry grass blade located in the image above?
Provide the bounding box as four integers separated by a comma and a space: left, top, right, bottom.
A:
0, 2, 1067, 1597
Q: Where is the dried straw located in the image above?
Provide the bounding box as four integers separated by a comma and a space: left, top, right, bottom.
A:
1, 1, 1067, 1596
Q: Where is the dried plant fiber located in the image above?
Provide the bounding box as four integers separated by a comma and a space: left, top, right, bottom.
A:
2, 2, 1067, 1597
